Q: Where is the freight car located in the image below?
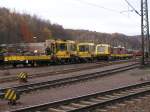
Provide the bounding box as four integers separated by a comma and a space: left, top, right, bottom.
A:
4, 55, 51, 67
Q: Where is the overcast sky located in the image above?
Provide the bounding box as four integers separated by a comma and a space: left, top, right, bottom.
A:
0, 0, 148, 35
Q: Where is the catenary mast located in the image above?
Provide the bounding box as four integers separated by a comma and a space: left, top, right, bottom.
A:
141, 0, 149, 65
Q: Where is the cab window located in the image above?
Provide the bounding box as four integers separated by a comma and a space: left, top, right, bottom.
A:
57, 43, 67, 51
79, 45, 89, 52
97, 46, 105, 52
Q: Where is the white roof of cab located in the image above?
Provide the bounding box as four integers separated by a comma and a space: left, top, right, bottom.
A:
96, 44, 110, 47
66, 40, 76, 43
78, 43, 95, 46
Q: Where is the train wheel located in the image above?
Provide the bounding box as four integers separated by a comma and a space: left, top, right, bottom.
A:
31, 61, 37, 67
23, 63, 28, 67
12, 63, 17, 67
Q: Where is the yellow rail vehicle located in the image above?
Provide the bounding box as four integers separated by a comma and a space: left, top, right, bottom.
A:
77, 43, 95, 62
67, 40, 77, 57
1, 39, 135, 67
52, 40, 77, 63
95, 44, 111, 60
4, 55, 51, 67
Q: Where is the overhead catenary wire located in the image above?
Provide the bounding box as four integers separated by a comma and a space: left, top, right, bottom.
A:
124, 0, 141, 16
120, 10, 134, 13
75, 0, 121, 13
74, 0, 138, 17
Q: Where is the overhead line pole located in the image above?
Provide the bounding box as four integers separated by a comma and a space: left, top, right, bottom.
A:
124, 0, 149, 65
145, 0, 150, 58
141, 0, 150, 65
141, 0, 145, 65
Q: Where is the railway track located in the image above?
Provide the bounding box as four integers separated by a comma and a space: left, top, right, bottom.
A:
0, 59, 137, 70
0, 63, 139, 98
0, 60, 137, 83
0, 59, 138, 71
0, 60, 121, 70
10, 81, 150, 112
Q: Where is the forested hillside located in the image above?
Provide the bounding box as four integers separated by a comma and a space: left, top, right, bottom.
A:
0, 7, 70, 44
0, 7, 141, 49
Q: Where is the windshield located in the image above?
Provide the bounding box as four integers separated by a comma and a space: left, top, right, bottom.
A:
79, 45, 89, 52
57, 43, 67, 51
97, 46, 105, 52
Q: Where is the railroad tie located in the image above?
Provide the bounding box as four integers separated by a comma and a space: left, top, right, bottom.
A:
79, 100, 96, 105
48, 108, 66, 112
59, 105, 77, 111
70, 103, 88, 108
144, 85, 150, 88
117, 103, 126, 107
112, 93, 123, 96
105, 95, 118, 99
132, 88, 145, 91
95, 109, 107, 112
96, 96, 110, 101
128, 90, 137, 93
120, 91, 130, 95
89, 98, 103, 102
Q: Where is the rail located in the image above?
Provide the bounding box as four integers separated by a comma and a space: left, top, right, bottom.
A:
0, 63, 139, 97
10, 81, 150, 112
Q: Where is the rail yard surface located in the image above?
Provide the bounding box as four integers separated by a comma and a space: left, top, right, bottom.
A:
0, 61, 137, 88
0, 61, 150, 112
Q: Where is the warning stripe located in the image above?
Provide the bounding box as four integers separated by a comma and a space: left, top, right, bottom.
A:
18, 72, 23, 77
18, 72, 27, 79
17, 72, 28, 81
21, 72, 25, 78
8, 90, 15, 100
20, 74, 24, 78
22, 74, 25, 79
17, 73, 20, 78
5, 89, 12, 99
4, 89, 18, 101
12, 94, 16, 100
